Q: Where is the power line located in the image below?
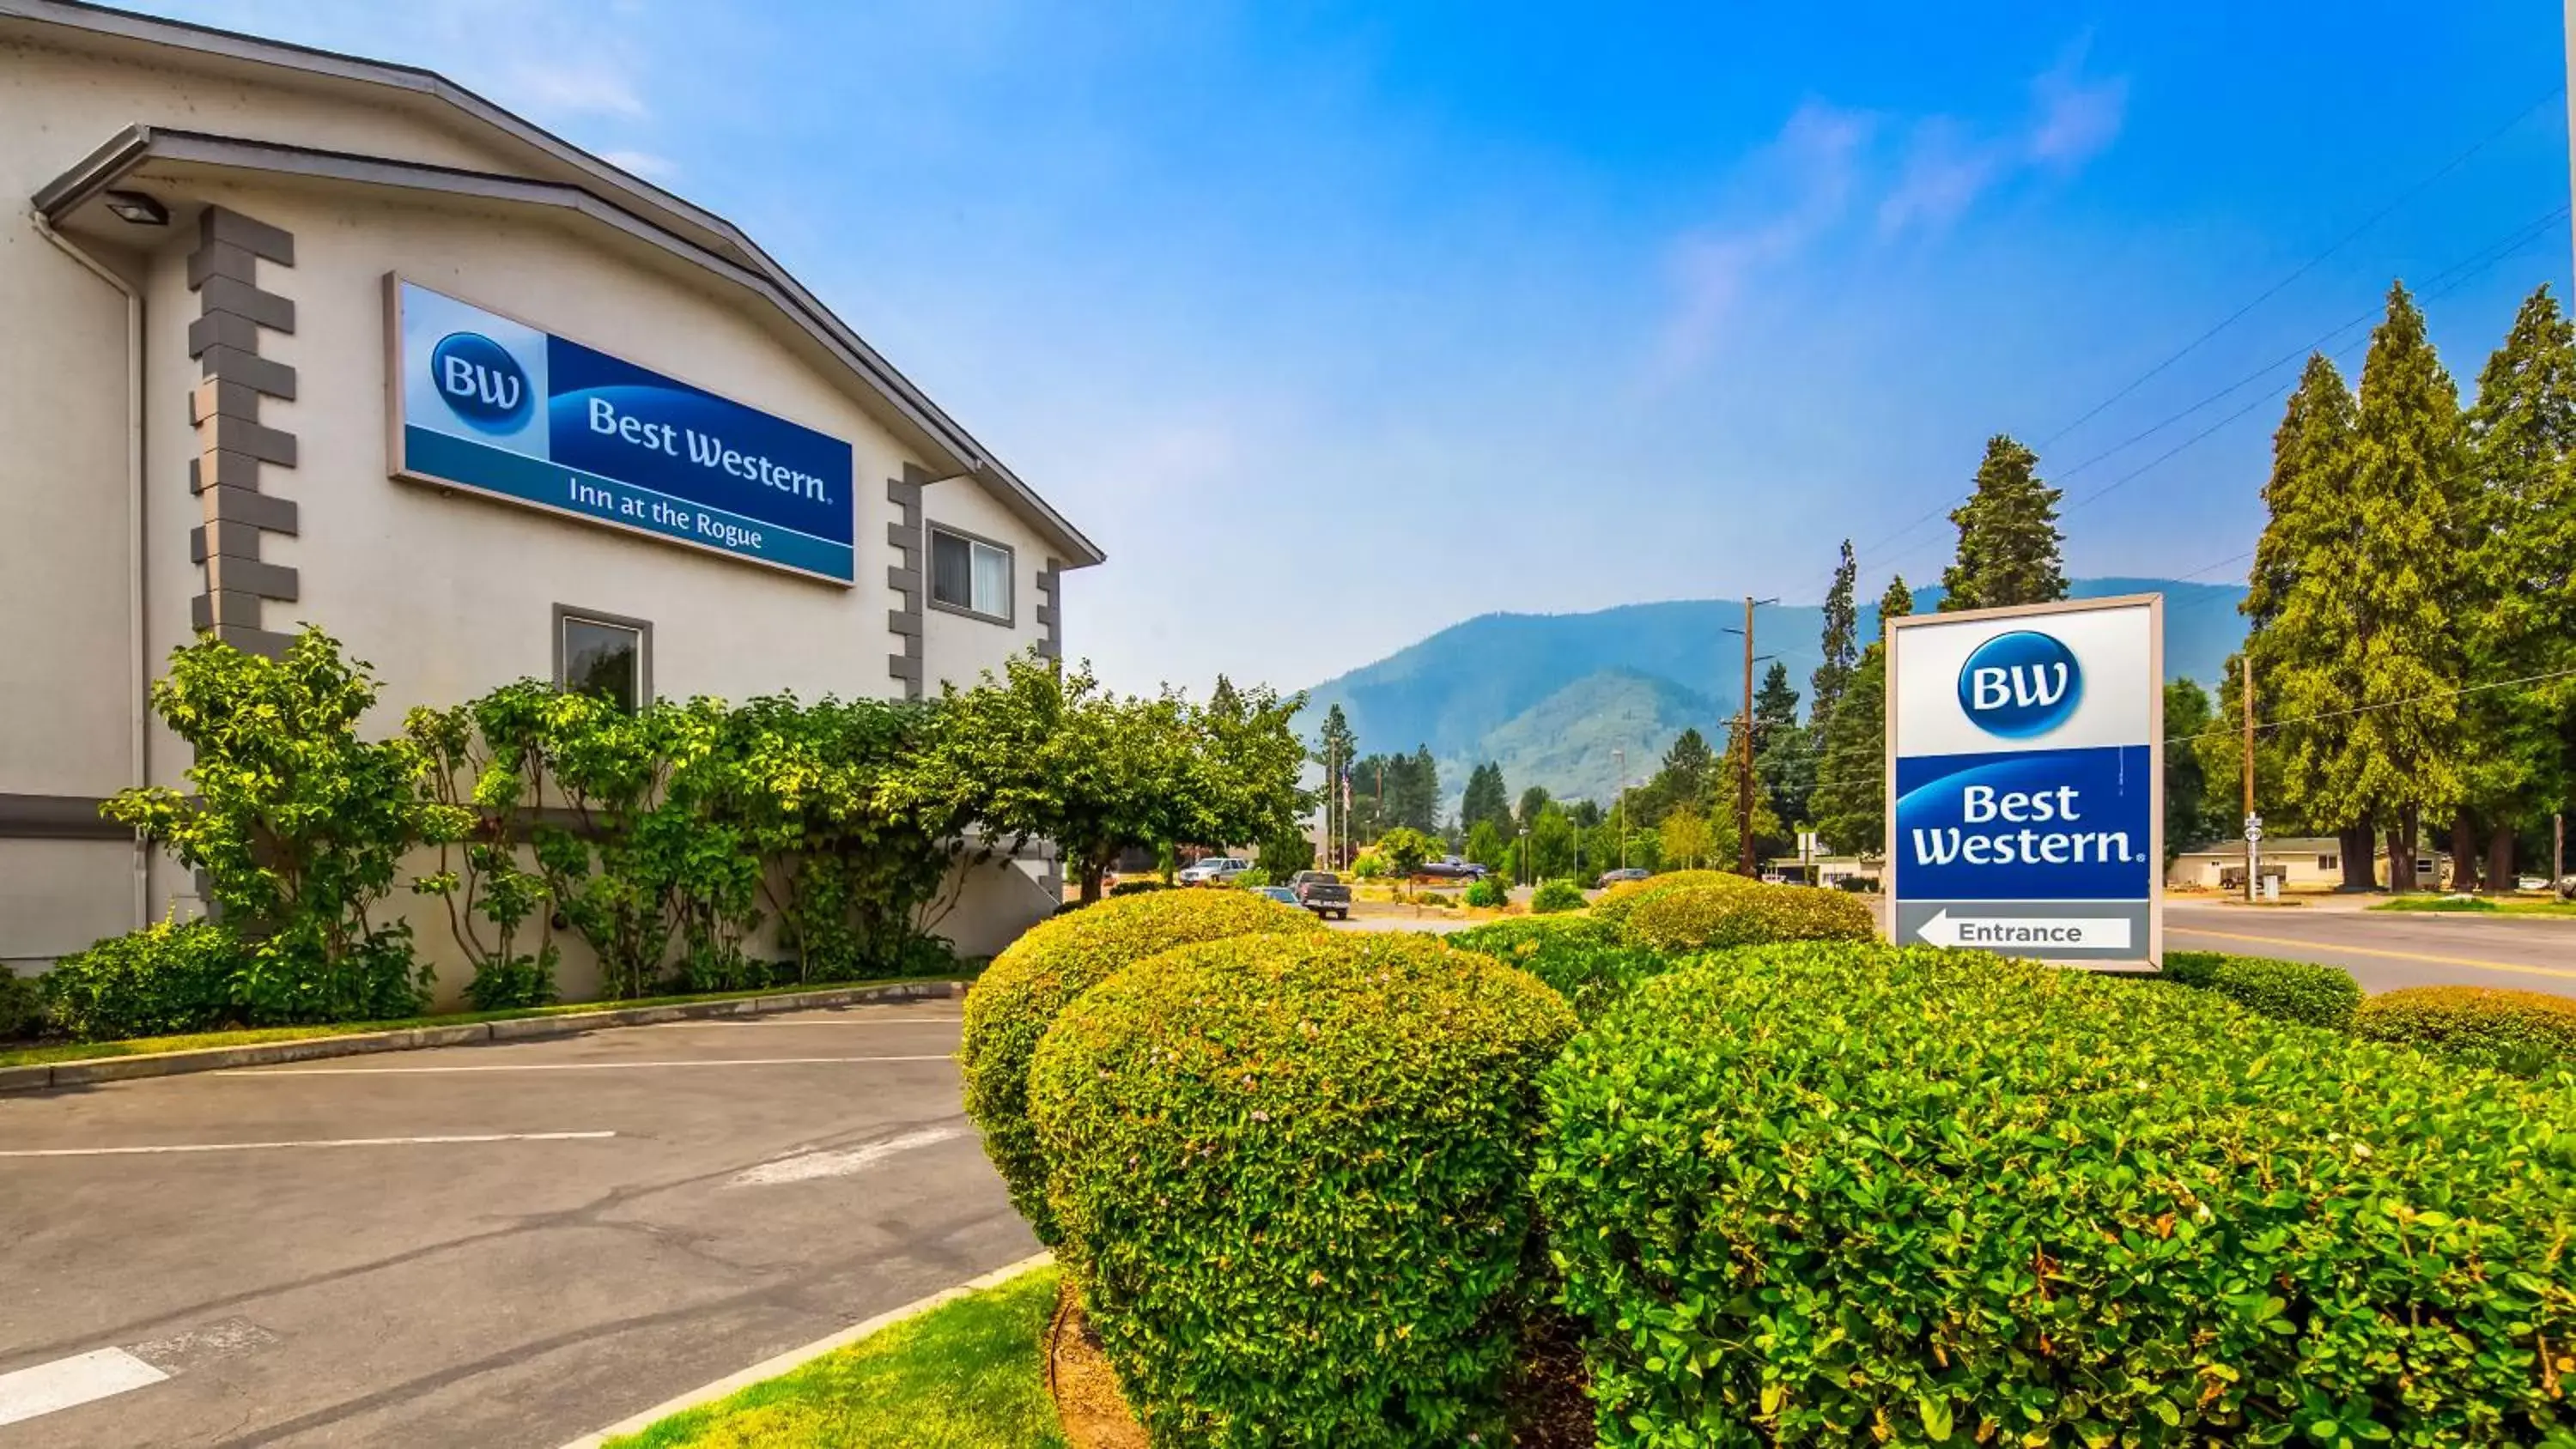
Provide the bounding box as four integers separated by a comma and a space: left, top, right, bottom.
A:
2160, 665, 2576, 747
2035, 85, 2564, 452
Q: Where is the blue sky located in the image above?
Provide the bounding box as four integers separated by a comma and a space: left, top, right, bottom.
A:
143, 1, 2573, 696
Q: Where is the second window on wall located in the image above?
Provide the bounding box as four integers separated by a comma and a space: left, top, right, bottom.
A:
929, 525, 1013, 622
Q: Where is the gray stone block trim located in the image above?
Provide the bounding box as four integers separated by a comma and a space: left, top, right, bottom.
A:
1035, 557, 1064, 661
185, 206, 297, 645
886, 465, 927, 699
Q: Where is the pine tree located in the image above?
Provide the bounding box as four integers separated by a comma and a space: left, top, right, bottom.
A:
2341, 282, 2470, 883
1811, 539, 1859, 735
1810, 646, 1886, 857
2242, 353, 2370, 887
1460, 761, 1512, 837
1940, 435, 2067, 611
2458, 284, 2576, 886
1878, 574, 1915, 630
1750, 662, 1811, 847
1318, 704, 1356, 865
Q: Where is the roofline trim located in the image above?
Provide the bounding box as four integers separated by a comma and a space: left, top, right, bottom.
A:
3, 0, 1105, 567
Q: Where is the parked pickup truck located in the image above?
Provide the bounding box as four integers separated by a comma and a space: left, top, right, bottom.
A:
1288, 870, 1352, 920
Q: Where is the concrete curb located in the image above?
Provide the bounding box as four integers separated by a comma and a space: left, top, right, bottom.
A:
0, 979, 969, 1094
555, 1252, 1055, 1449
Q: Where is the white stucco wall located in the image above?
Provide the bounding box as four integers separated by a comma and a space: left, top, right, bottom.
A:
0, 27, 1074, 986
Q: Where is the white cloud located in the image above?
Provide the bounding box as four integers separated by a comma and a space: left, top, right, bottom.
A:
1655, 102, 1873, 377
2025, 42, 2129, 169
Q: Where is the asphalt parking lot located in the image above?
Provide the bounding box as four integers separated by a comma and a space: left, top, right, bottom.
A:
0, 1001, 1029, 1449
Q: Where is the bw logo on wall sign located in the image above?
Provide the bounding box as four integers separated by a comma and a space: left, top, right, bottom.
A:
430, 330, 533, 433
1957, 630, 2081, 739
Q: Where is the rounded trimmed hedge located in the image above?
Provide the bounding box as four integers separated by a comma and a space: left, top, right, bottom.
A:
1620, 880, 1874, 953
1538, 941, 2576, 1447
958, 888, 1322, 1244
2359, 985, 2576, 1078
1529, 877, 1588, 913
1589, 868, 1758, 928
42, 917, 241, 1041
1449, 913, 1668, 1022
1030, 931, 1578, 1448
2160, 949, 2362, 1031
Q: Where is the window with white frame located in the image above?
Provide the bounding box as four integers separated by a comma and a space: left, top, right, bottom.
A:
929, 525, 1013, 621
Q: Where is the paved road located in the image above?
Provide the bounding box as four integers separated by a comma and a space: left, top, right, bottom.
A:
0, 1001, 1030, 1449
2160, 900, 2576, 996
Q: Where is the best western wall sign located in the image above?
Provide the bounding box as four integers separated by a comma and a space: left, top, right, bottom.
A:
387, 278, 856, 582
1886, 595, 2162, 966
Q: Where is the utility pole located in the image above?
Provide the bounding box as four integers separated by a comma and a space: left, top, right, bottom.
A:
2555, 810, 2564, 892
1738, 596, 1759, 877
1613, 747, 1627, 870
2242, 654, 2260, 904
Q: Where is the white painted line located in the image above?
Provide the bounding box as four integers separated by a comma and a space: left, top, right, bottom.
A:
556, 1252, 1055, 1449
730, 1125, 964, 1186
0, 1347, 168, 1427
639, 1017, 962, 1028
220, 1056, 955, 1076
0, 1131, 617, 1158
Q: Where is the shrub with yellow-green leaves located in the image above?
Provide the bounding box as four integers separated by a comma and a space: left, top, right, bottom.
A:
957, 888, 1321, 1244
1589, 867, 1759, 928
1539, 941, 2576, 1447
2358, 984, 2576, 1078
1030, 931, 1577, 1448
1620, 880, 1873, 953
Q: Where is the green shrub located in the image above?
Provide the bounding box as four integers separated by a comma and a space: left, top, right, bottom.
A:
958, 888, 1321, 1245
2157, 950, 2362, 1031
1352, 852, 1389, 880
1109, 878, 1168, 897
0, 970, 45, 1041
1529, 878, 1588, 913
2358, 985, 2576, 1077
1620, 881, 1873, 953
1232, 868, 1273, 888
44, 917, 243, 1042
1463, 876, 1509, 908
1449, 914, 1668, 1022
1030, 931, 1577, 1448
1589, 867, 1758, 928
1539, 942, 2576, 1447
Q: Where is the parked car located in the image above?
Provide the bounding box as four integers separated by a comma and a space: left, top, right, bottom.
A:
1595, 866, 1650, 888
1252, 884, 1302, 907
1176, 855, 1250, 887
1418, 856, 1490, 881
1289, 870, 1352, 920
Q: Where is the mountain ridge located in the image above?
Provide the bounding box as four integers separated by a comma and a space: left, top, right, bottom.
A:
1303, 578, 2246, 810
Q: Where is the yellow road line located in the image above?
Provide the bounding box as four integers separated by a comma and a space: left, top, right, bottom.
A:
2166, 925, 2576, 982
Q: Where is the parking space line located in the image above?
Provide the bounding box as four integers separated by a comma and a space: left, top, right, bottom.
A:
731, 1125, 964, 1186
0, 1348, 167, 1426
0, 1131, 618, 1158
219, 1055, 955, 1076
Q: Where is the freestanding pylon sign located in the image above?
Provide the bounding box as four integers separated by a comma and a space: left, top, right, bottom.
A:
1886, 595, 2163, 967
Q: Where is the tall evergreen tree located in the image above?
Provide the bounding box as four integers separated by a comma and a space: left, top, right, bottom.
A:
1749, 662, 1811, 851
2458, 284, 2576, 886
1878, 574, 1915, 629
1460, 761, 1513, 838
1516, 785, 1552, 831
1396, 746, 1442, 834
1809, 576, 1912, 858
2341, 282, 2470, 883
1317, 704, 1356, 865
2243, 353, 2373, 888
1811, 538, 1860, 735
1940, 435, 2067, 611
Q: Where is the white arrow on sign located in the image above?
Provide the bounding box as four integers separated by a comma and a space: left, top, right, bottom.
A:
1915, 909, 2133, 951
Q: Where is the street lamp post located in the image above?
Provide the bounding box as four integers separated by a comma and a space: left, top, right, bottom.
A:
1613, 747, 1627, 870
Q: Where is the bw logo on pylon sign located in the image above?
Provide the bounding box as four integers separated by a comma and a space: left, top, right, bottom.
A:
1957, 630, 2082, 739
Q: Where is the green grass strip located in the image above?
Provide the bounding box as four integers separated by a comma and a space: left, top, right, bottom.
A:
2372, 894, 2576, 916
0, 973, 969, 1070
607, 1266, 1066, 1449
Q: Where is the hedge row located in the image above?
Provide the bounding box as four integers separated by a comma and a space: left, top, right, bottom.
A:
1622, 880, 1875, 954
2160, 949, 2364, 1031
1031, 932, 1575, 1447
1589, 868, 1758, 928
957, 888, 1321, 1243
1538, 942, 2576, 1447
1448, 914, 1668, 1022
2359, 985, 2576, 1078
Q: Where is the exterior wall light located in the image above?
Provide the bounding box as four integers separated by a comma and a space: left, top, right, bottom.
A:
102, 190, 169, 226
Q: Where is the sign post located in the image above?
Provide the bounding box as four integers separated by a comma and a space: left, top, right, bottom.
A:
1886, 595, 2163, 967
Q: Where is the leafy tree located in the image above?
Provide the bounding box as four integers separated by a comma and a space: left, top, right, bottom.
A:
1566, 797, 1606, 831
1376, 825, 1439, 879
1258, 828, 1316, 879
1657, 809, 1713, 870
1516, 785, 1552, 830
1940, 435, 2067, 611
105, 627, 439, 1022
1756, 723, 1817, 846
2457, 284, 2576, 887
2164, 678, 2216, 857
1460, 761, 1513, 838
1464, 818, 1509, 872
1811, 538, 1859, 737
